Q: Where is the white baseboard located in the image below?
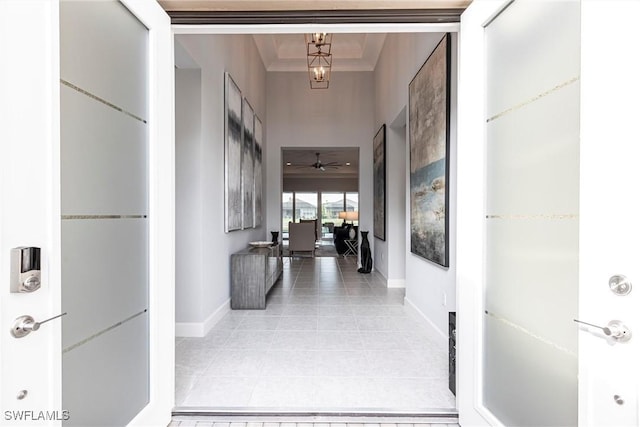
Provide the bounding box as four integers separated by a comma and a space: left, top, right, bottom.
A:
404, 296, 448, 341
387, 279, 406, 288
373, 268, 405, 288
175, 298, 230, 337
174, 322, 203, 338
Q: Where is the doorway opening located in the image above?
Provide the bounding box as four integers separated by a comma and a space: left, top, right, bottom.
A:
173, 25, 459, 416
282, 147, 359, 258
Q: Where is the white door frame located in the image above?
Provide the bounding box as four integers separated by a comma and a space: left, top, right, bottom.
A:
456, 1, 503, 425
9, 1, 636, 424
0, 2, 63, 424
123, 1, 175, 425
0, 1, 174, 426
579, 1, 640, 425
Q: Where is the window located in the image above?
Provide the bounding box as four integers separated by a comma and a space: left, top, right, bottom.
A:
321, 192, 343, 239
346, 192, 359, 226
282, 191, 358, 241
282, 192, 293, 237
294, 192, 318, 220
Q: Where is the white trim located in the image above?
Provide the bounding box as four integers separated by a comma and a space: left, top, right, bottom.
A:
579, 2, 640, 425
172, 22, 459, 35
456, 1, 504, 427
387, 279, 406, 288
374, 268, 405, 288
123, 0, 174, 426
175, 299, 231, 338
474, 406, 504, 427
203, 299, 232, 335
404, 297, 448, 342
174, 322, 204, 338
0, 0, 62, 422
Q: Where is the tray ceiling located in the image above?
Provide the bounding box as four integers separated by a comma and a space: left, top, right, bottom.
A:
253, 33, 386, 72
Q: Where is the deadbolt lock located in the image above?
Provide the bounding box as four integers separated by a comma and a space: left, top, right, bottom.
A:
609, 275, 632, 296
10, 247, 41, 293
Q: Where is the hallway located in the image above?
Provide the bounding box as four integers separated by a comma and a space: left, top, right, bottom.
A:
175, 257, 454, 411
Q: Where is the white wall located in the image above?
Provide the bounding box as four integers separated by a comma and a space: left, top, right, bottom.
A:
283, 177, 358, 192
373, 32, 458, 337
385, 116, 407, 285
175, 68, 203, 323
174, 35, 267, 335
266, 71, 375, 258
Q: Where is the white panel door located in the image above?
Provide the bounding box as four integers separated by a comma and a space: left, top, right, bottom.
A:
0, 1, 174, 426
458, 1, 639, 426
60, 2, 151, 424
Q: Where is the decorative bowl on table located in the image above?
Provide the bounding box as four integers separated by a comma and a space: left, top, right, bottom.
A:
249, 241, 273, 248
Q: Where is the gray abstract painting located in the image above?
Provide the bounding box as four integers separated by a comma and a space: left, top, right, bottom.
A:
254, 116, 263, 227
373, 124, 386, 241
224, 73, 242, 232
408, 34, 450, 266
242, 98, 255, 229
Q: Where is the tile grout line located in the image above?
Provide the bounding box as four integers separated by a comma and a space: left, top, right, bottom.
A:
178, 257, 453, 411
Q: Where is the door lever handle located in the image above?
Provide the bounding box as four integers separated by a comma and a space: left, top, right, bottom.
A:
10, 313, 67, 338
574, 319, 632, 342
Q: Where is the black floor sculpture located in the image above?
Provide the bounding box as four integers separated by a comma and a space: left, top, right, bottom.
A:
358, 231, 372, 274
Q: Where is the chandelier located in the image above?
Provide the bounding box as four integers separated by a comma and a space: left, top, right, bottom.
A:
305, 32, 332, 89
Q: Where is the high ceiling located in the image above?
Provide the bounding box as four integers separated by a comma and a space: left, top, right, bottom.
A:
167, 1, 470, 179
165, 0, 470, 71
253, 33, 386, 72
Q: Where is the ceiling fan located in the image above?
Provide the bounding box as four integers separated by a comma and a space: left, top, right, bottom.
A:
290, 152, 340, 171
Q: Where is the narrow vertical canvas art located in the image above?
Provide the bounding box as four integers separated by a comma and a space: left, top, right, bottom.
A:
408, 34, 450, 267
254, 116, 263, 227
224, 73, 242, 232
242, 98, 255, 229
373, 124, 386, 241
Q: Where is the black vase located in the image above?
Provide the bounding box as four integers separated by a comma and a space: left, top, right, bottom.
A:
358, 231, 373, 274
271, 231, 279, 246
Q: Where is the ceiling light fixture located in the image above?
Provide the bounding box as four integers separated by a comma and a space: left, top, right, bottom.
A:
305, 33, 332, 89
310, 32, 328, 46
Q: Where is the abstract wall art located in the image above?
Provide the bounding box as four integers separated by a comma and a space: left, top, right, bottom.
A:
254, 116, 263, 227
408, 34, 451, 267
373, 124, 386, 241
242, 98, 255, 229
224, 72, 243, 232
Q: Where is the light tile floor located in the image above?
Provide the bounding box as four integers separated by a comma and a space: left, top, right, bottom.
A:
169, 423, 459, 427
175, 257, 455, 411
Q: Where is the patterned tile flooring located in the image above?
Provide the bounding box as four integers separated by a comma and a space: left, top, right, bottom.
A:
175, 256, 455, 411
